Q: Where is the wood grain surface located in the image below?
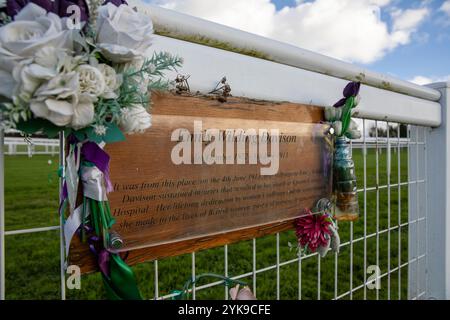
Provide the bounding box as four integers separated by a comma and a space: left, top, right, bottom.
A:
69, 93, 330, 274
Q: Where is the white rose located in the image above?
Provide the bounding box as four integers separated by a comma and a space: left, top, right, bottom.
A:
97, 64, 121, 99
119, 57, 145, 72
77, 65, 106, 98
30, 97, 94, 129
0, 3, 73, 71
70, 94, 96, 129
0, 3, 74, 98
12, 62, 55, 99
119, 105, 152, 134
30, 72, 95, 129
96, 3, 153, 62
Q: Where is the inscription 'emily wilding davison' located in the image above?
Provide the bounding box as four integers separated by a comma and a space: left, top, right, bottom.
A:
171, 120, 285, 175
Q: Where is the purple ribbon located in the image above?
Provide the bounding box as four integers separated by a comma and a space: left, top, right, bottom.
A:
98, 250, 111, 276
81, 142, 114, 193
83, 230, 110, 276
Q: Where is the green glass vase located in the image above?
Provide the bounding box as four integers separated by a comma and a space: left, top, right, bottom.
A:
333, 137, 359, 221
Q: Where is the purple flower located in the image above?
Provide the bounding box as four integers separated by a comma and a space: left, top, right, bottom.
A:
6, 0, 89, 22
333, 81, 361, 107
343, 81, 361, 98
333, 98, 347, 108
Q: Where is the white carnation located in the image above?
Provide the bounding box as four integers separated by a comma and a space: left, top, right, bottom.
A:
119, 105, 152, 134
77, 65, 106, 98
97, 64, 121, 99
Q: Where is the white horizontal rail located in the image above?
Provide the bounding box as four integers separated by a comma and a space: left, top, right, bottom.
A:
4, 226, 60, 236
133, 1, 441, 102
4, 137, 59, 145
4, 137, 59, 156
150, 35, 441, 127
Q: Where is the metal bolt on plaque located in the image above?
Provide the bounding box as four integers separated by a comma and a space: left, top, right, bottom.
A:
109, 231, 124, 250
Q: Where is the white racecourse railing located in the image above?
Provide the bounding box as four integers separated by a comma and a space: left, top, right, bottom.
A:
0, 3, 449, 300
3, 137, 59, 157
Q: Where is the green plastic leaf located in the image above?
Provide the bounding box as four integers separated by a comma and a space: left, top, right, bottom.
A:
103, 123, 125, 143
72, 128, 89, 142
16, 118, 61, 138
85, 127, 104, 144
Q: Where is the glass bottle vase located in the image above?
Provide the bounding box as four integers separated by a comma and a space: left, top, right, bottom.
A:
333, 136, 359, 221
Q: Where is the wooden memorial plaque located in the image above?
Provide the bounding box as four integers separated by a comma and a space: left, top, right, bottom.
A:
69, 93, 332, 273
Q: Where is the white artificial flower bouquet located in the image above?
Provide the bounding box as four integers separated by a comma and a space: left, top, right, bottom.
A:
0, 0, 181, 142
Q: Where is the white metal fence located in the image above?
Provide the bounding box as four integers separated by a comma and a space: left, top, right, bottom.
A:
3, 137, 59, 157
0, 2, 449, 300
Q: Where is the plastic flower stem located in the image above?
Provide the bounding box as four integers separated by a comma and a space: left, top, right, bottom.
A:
340, 96, 355, 136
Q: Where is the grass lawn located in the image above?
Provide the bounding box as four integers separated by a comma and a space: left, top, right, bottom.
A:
4, 145, 410, 300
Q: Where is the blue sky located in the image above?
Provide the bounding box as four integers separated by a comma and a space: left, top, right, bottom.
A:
271, 0, 450, 81
151, 0, 450, 84
366, 0, 450, 81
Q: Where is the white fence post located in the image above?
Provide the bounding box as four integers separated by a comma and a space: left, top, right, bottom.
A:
426, 82, 450, 299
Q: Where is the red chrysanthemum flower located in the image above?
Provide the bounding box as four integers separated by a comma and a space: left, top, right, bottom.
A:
295, 209, 332, 252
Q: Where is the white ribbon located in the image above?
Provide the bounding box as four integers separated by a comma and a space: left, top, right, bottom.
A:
63, 205, 90, 257
65, 148, 79, 215
81, 166, 108, 201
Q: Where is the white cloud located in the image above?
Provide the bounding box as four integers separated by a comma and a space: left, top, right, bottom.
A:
156, 0, 277, 36
150, 0, 429, 64
392, 8, 429, 31
409, 75, 450, 85
440, 0, 450, 16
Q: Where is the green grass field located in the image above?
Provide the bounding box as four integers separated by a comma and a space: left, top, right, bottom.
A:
4, 146, 410, 300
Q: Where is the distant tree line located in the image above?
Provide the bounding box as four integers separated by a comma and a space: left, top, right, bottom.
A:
368, 123, 408, 138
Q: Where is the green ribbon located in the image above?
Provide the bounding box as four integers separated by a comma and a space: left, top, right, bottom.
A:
103, 254, 143, 300
85, 195, 142, 300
